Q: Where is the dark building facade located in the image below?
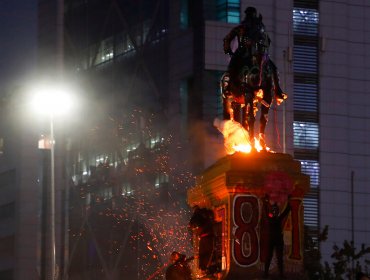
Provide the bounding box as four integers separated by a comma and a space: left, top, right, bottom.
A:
48, 1, 246, 278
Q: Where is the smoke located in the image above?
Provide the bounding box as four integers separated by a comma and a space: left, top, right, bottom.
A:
186, 119, 227, 170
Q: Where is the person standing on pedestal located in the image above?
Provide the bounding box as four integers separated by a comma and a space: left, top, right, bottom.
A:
262, 196, 291, 279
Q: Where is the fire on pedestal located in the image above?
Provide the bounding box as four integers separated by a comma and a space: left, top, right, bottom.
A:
187, 152, 310, 279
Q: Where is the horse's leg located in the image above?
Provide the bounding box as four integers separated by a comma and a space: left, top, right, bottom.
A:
259, 88, 273, 149
259, 105, 269, 149
244, 91, 255, 144
223, 96, 234, 120
221, 72, 234, 120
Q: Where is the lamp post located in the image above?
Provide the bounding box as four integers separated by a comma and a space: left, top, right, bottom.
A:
32, 86, 73, 280
49, 112, 56, 280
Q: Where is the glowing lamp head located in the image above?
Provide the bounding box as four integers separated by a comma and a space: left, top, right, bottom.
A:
31, 85, 74, 116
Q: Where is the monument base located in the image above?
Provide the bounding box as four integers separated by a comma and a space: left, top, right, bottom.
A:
187, 152, 310, 280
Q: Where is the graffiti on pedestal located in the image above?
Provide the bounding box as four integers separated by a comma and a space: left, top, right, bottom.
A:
232, 195, 260, 266
187, 161, 308, 278
188, 196, 303, 276
231, 194, 303, 271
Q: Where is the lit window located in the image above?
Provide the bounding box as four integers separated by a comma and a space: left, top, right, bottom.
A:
99, 187, 113, 200
92, 37, 114, 65
303, 196, 318, 226
293, 121, 319, 149
293, 1, 320, 243
123, 143, 140, 162
95, 155, 111, 166
121, 183, 133, 196
116, 33, 135, 56
293, 8, 319, 35
155, 173, 169, 188
147, 134, 163, 149
217, 0, 240, 23
180, 0, 189, 29
299, 160, 320, 186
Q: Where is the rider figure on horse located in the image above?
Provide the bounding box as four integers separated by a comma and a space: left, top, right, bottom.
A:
221, 7, 287, 149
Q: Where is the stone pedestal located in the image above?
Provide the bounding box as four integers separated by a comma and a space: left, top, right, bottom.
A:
187, 152, 310, 279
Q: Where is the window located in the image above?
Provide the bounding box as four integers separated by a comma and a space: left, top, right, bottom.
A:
180, 79, 189, 135
101, 187, 112, 201
293, 121, 319, 149
180, 0, 189, 29
155, 173, 169, 189
293, 0, 320, 243
146, 134, 164, 149
124, 143, 140, 163
303, 194, 319, 227
84, 20, 166, 69
293, 8, 319, 36
293, 45, 318, 74
299, 160, 320, 186
293, 83, 318, 112
115, 33, 135, 57
216, 0, 240, 23
121, 183, 133, 196
92, 37, 114, 66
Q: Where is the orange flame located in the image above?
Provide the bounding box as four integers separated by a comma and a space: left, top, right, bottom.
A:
214, 118, 270, 154
233, 137, 270, 153
233, 143, 252, 153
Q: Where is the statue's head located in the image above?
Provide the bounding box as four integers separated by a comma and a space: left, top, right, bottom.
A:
244, 6, 257, 18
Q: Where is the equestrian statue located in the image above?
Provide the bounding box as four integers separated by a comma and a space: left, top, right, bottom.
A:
220, 7, 287, 150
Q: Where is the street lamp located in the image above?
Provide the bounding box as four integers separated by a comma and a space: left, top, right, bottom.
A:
31, 86, 73, 280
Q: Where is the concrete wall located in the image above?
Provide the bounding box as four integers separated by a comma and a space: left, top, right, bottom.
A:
319, 0, 370, 261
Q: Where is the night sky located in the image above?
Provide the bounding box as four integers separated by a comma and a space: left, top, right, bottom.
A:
0, 0, 38, 93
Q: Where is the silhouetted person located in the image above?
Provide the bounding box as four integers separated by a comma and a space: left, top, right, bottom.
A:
263, 197, 291, 279
165, 251, 192, 280
189, 206, 215, 273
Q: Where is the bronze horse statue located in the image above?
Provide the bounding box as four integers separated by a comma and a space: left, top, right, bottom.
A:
220, 7, 287, 150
